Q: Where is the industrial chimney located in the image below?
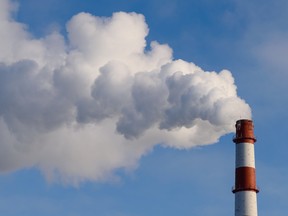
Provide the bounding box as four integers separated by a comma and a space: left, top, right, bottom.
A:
232, 119, 259, 216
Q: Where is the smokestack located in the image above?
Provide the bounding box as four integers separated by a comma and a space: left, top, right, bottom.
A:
232, 119, 259, 216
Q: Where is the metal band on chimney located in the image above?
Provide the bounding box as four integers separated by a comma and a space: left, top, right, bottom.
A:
233, 167, 259, 193
233, 119, 257, 144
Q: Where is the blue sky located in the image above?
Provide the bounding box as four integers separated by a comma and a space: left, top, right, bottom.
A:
0, 0, 288, 215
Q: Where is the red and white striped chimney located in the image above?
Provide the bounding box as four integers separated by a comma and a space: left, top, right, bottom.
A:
232, 119, 259, 216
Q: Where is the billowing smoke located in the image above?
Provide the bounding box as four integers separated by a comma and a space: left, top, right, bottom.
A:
0, 0, 251, 184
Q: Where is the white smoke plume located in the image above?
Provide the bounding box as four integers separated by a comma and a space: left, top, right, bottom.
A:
0, 0, 251, 184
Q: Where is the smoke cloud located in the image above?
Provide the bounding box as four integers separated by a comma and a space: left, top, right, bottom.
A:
0, 0, 251, 184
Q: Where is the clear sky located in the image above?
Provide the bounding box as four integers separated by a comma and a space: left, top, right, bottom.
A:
0, 0, 287, 215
